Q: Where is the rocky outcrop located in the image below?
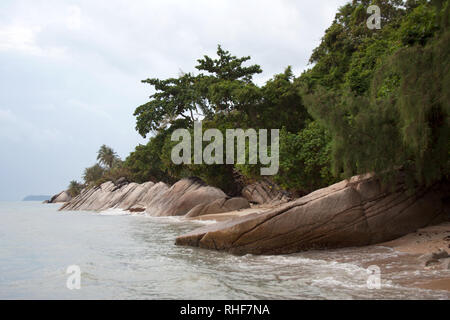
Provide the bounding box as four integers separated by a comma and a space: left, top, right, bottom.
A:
185, 197, 250, 218
145, 178, 226, 216
60, 181, 157, 211
176, 174, 450, 255
50, 191, 72, 203
60, 177, 227, 216
241, 180, 290, 205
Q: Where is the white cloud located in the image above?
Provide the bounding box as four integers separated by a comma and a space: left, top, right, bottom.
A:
0, 25, 40, 54
0, 0, 349, 200
0, 24, 66, 58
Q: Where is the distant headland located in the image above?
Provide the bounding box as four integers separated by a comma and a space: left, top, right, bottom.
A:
22, 195, 51, 202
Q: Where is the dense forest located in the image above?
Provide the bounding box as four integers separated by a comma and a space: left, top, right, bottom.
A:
69, 0, 449, 198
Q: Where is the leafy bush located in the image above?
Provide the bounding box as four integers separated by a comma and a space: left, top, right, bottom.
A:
83, 164, 105, 186
67, 180, 84, 197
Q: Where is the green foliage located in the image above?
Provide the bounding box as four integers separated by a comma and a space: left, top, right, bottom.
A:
257, 67, 310, 132
134, 73, 203, 135
196, 45, 262, 82
67, 180, 84, 197
302, 0, 450, 186
399, 3, 439, 45
344, 39, 392, 94
274, 123, 336, 194
69, 1, 449, 197
124, 122, 185, 184
102, 165, 133, 184
134, 45, 263, 138
236, 122, 335, 195
97, 145, 120, 170
157, 114, 250, 194
304, 0, 405, 92
83, 164, 105, 186
80, 145, 127, 187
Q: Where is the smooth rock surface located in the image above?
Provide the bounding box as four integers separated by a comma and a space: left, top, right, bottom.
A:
60, 177, 227, 217
176, 174, 450, 255
60, 180, 164, 211
185, 197, 250, 218
241, 180, 290, 204
145, 178, 226, 216
50, 191, 72, 203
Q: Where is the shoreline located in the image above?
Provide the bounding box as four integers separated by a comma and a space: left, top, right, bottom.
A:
183, 204, 272, 222
187, 209, 450, 292
381, 222, 450, 256
58, 200, 450, 293
54, 173, 449, 292
380, 222, 450, 292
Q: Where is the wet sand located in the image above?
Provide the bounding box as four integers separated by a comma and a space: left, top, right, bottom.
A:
184, 205, 271, 222
380, 222, 450, 292
381, 223, 450, 255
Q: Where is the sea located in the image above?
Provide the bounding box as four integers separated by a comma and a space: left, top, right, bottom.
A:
0, 201, 449, 299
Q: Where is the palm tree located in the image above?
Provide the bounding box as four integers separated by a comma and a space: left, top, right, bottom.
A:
97, 145, 119, 169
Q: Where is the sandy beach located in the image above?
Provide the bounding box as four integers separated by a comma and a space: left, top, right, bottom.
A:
183, 204, 272, 222
380, 222, 450, 292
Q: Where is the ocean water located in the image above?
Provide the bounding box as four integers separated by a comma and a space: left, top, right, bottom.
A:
0, 201, 449, 300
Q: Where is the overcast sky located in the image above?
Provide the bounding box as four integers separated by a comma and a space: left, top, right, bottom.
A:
0, 0, 348, 201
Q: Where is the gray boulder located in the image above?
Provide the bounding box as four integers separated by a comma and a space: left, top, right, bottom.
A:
59, 177, 227, 217
145, 178, 227, 216
60, 181, 163, 211
176, 173, 450, 255
241, 180, 290, 204
50, 191, 72, 203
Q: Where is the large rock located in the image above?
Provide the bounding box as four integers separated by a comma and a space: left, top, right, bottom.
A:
241, 180, 290, 204
50, 191, 72, 203
59, 177, 227, 217
60, 181, 162, 211
176, 174, 450, 255
185, 197, 250, 218
145, 178, 227, 216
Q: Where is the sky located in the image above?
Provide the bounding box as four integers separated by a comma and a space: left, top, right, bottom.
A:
0, 0, 348, 201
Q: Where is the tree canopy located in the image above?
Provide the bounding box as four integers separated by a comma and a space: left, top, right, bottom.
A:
68, 0, 449, 197
133, 45, 263, 137
97, 145, 120, 169
301, 0, 449, 186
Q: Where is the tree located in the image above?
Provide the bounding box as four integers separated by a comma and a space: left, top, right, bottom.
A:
304, 0, 405, 92
301, 0, 449, 186
195, 45, 262, 113
196, 45, 262, 82
274, 122, 336, 194
134, 73, 205, 135
67, 180, 84, 197
133, 45, 263, 138
83, 164, 105, 185
125, 133, 174, 183
258, 66, 310, 132
97, 145, 119, 169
